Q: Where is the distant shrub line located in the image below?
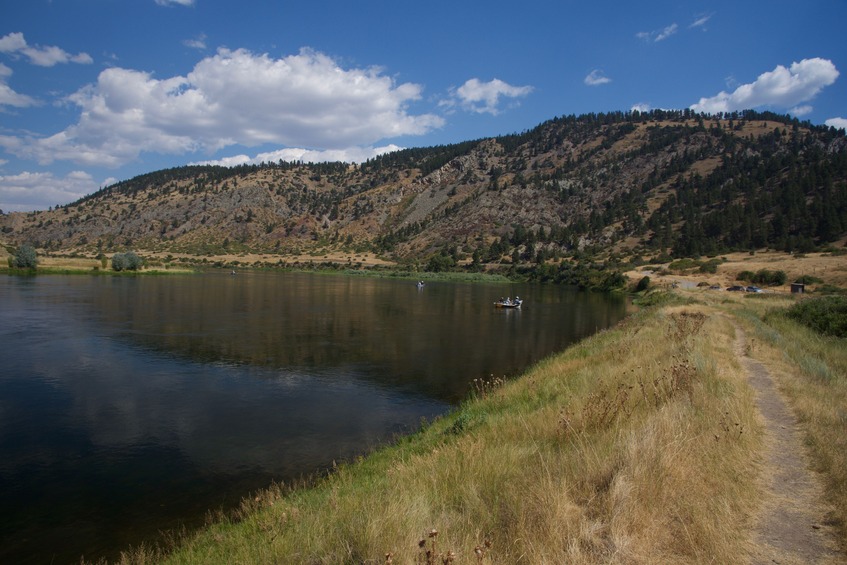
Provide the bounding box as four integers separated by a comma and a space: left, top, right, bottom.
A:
735, 269, 787, 286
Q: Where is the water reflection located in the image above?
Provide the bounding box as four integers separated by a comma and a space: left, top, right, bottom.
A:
0, 272, 627, 564
89, 272, 627, 401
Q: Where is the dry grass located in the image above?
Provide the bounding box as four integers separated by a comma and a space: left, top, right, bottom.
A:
729, 295, 847, 545
624, 247, 847, 290
17, 254, 194, 274
113, 297, 763, 564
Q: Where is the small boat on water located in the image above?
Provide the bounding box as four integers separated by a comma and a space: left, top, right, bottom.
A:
494, 296, 522, 309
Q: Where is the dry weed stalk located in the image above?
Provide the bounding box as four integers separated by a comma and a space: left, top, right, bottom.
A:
472, 374, 505, 399
413, 528, 461, 565
714, 412, 745, 442
666, 311, 707, 343
473, 538, 492, 564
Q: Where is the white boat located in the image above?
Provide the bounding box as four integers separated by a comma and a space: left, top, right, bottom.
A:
494, 297, 522, 309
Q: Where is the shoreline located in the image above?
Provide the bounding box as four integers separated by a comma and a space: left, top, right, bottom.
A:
106, 289, 846, 564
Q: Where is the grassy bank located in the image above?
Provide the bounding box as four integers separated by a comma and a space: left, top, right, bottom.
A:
113, 290, 807, 564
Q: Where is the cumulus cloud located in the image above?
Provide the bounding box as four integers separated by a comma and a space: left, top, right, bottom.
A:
0, 32, 92, 67
690, 58, 839, 114
0, 47, 444, 167
637, 23, 678, 42
194, 144, 403, 168
826, 117, 847, 131
0, 170, 105, 212
443, 78, 533, 115
584, 69, 611, 86
0, 62, 37, 107
631, 103, 651, 113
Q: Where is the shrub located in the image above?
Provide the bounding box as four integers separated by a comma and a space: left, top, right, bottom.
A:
112, 253, 127, 271
738, 269, 786, 286
795, 274, 824, 285
698, 259, 721, 274
112, 251, 143, 272
12, 244, 38, 269
635, 275, 651, 292
668, 258, 699, 272
426, 252, 456, 273
736, 270, 755, 282
784, 297, 847, 338
600, 271, 628, 291
751, 269, 787, 286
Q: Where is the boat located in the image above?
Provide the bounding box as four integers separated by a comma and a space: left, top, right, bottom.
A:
494, 297, 522, 309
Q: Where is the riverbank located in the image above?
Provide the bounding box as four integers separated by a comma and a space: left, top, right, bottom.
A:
109, 288, 845, 564
1, 253, 195, 275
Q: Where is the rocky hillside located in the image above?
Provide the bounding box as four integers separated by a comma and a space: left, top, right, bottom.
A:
2, 109, 846, 264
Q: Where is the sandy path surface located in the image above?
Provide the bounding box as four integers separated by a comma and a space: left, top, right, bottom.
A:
735, 327, 844, 564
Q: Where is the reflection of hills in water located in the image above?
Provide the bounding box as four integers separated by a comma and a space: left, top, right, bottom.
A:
92, 272, 627, 402
0, 272, 627, 564
0, 273, 452, 565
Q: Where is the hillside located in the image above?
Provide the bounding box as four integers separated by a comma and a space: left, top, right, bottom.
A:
2, 110, 846, 267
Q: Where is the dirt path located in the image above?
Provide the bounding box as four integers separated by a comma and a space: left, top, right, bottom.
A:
735, 326, 843, 564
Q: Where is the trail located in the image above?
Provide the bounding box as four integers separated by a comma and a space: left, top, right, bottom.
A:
735, 326, 843, 564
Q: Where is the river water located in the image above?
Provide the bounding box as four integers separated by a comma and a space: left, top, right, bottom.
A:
0, 271, 627, 563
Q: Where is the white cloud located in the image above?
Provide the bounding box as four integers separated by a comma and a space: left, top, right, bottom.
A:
0, 170, 102, 212
445, 78, 533, 115
789, 105, 813, 116
0, 32, 92, 67
656, 24, 678, 41
193, 144, 403, 168
183, 34, 207, 50
825, 117, 847, 131
631, 103, 651, 113
637, 23, 678, 42
0, 33, 27, 53
155, 0, 194, 6
0, 47, 444, 167
690, 13, 713, 29
584, 70, 611, 86
691, 58, 839, 114
0, 62, 37, 107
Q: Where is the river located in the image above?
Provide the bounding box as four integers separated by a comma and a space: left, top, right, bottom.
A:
0, 271, 627, 563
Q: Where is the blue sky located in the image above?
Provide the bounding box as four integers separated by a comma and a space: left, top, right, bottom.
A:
1, 0, 845, 212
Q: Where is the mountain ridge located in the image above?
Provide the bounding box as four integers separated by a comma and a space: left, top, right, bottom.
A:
2, 109, 846, 266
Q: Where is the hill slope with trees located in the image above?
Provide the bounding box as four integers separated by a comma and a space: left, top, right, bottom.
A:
2, 110, 846, 269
